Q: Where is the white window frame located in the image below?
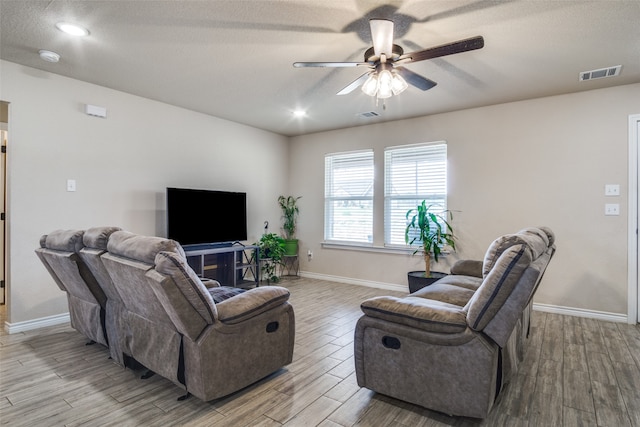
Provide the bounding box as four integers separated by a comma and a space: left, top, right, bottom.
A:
384, 141, 448, 247
324, 150, 374, 244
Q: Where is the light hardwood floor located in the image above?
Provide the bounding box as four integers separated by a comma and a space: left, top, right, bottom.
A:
1, 277, 639, 426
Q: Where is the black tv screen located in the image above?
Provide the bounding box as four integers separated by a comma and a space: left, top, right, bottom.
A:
167, 187, 247, 246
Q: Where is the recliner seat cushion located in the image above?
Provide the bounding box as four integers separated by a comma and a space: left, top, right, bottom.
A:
411, 282, 476, 307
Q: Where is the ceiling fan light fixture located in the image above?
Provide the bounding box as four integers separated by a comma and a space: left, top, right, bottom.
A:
361, 73, 379, 97
391, 71, 408, 95
376, 69, 394, 99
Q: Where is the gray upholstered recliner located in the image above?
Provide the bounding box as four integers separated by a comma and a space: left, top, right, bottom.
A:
35, 229, 109, 347
77, 226, 126, 365
100, 231, 295, 401
354, 227, 555, 418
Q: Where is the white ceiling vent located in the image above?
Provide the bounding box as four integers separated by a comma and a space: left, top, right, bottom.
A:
579, 65, 622, 82
356, 111, 380, 119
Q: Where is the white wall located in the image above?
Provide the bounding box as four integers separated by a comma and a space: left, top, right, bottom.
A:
290, 83, 640, 317
1, 61, 289, 324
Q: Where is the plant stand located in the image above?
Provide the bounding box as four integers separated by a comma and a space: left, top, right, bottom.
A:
407, 271, 447, 293
280, 255, 299, 279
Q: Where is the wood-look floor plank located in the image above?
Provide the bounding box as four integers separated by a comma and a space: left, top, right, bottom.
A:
1, 277, 639, 426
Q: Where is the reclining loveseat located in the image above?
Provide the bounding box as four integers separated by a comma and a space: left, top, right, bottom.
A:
36, 228, 295, 402
354, 227, 555, 418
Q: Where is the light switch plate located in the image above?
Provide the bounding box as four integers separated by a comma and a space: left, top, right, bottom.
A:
66, 179, 76, 192
605, 184, 620, 196
605, 203, 619, 215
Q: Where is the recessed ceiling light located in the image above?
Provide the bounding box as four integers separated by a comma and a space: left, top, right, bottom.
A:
55, 22, 90, 37
293, 110, 306, 118
38, 50, 60, 63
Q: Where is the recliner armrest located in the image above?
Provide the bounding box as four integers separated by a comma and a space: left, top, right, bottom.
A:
360, 296, 467, 333
201, 277, 221, 288
450, 259, 483, 277
216, 286, 290, 324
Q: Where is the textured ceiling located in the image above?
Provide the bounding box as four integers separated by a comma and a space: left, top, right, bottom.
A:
1, 0, 639, 136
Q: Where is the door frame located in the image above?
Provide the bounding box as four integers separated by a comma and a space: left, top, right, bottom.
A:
628, 113, 639, 324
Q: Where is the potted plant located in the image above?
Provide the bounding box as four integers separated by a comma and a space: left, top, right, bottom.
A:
257, 233, 285, 284
405, 201, 456, 292
278, 195, 301, 256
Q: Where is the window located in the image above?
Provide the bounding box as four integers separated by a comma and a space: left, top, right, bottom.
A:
324, 150, 374, 243
384, 142, 447, 246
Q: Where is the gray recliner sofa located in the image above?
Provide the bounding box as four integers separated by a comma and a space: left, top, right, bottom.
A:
37, 228, 295, 402
35, 229, 109, 347
77, 226, 127, 365
100, 230, 295, 401
354, 227, 555, 418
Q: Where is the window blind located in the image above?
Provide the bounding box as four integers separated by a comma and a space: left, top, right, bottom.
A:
324, 150, 374, 243
384, 142, 447, 246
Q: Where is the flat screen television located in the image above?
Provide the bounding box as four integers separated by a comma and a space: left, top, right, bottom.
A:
167, 187, 247, 247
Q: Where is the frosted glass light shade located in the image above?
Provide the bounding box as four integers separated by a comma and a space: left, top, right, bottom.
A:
377, 70, 393, 99
361, 73, 379, 97
391, 72, 408, 95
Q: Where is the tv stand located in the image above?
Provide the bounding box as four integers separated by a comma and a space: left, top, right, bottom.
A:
184, 244, 259, 289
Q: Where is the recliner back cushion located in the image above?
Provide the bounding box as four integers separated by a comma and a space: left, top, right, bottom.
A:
482, 230, 548, 278
80, 226, 124, 302
83, 226, 122, 250
107, 231, 183, 264
42, 229, 85, 252
467, 243, 533, 331
154, 251, 217, 324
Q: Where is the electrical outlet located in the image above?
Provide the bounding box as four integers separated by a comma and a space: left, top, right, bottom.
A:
307, 249, 313, 261
605, 204, 620, 216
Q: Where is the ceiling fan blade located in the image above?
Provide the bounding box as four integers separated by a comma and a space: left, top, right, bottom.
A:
400, 36, 484, 63
395, 67, 437, 91
337, 73, 370, 95
293, 61, 368, 68
370, 19, 394, 57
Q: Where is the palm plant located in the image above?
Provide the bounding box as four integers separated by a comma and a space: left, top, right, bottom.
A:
405, 200, 456, 278
278, 195, 301, 240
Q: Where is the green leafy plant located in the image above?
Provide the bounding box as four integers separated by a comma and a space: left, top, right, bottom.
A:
405, 200, 456, 278
278, 195, 301, 240
256, 233, 285, 283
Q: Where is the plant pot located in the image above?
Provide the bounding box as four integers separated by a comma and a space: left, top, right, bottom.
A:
407, 271, 447, 293
283, 239, 298, 256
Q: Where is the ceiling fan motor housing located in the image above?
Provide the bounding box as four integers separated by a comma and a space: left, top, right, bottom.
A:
364, 44, 404, 63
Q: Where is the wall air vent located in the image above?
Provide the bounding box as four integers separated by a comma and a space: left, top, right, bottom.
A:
579, 65, 622, 82
356, 111, 380, 119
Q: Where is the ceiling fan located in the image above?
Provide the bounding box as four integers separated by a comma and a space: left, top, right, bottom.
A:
293, 19, 484, 100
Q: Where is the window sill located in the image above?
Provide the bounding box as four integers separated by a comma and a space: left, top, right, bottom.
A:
321, 241, 414, 255
320, 241, 452, 257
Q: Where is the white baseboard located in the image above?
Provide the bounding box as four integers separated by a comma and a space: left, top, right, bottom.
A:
5, 312, 70, 334
299, 271, 407, 292
299, 271, 630, 323
532, 303, 628, 323
4, 282, 630, 335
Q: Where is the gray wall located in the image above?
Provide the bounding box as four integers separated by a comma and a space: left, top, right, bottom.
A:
2, 58, 638, 325
1, 60, 289, 323
290, 83, 640, 317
